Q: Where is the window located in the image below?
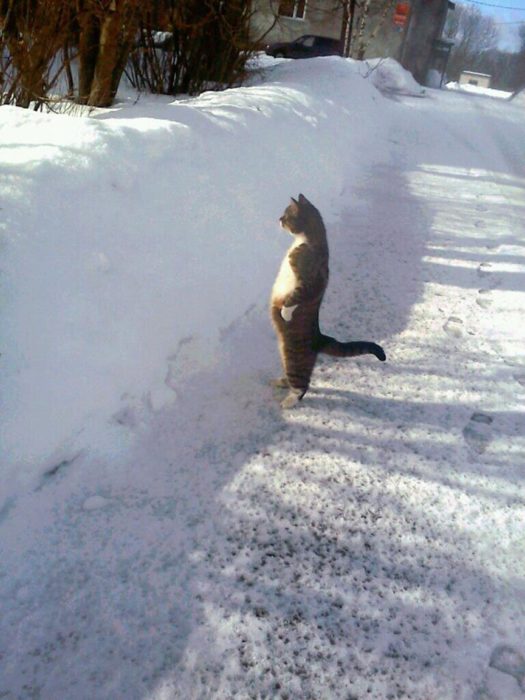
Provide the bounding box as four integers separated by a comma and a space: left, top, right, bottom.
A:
278, 0, 307, 19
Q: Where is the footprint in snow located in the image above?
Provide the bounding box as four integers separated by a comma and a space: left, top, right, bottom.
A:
113, 404, 138, 427
478, 262, 493, 277
443, 316, 464, 337
514, 373, 525, 388
489, 644, 525, 692
462, 412, 493, 454
476, 289, 493, 309
83, 495, 113, 511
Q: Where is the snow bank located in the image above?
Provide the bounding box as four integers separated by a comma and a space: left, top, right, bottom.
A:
1, 57, 388, 501
510, 88, 525, 105
365, 56, 426, 96
446, 81, 513, 100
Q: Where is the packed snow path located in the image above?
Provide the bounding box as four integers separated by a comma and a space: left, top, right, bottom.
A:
1, 59, 524, 699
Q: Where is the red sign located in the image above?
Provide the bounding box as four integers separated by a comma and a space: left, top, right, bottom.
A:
393, 2, 410, 26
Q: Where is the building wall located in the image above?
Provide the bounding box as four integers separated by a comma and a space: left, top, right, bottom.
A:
354, 1, 406, 60
459, 72, 491, 88
251, 0, 405, 60
250, 1, 344, 44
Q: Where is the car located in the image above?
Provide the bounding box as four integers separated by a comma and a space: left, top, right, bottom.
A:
265, 35, 343, 59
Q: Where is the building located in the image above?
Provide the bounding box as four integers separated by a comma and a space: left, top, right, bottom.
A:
459, 71, 491, 88
399, 0, 454, 85
251, 0, 454, 86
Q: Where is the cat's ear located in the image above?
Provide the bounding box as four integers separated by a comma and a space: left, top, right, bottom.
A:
298, 193, 308, 205
291, 196, 299, 205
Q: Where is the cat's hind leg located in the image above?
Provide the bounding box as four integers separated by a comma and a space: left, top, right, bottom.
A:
272, 339, 291, 390
281, 350, 316, 409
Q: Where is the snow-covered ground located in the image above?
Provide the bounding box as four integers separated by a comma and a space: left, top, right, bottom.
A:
1, 56, 525, 699
446, 81, 513, 100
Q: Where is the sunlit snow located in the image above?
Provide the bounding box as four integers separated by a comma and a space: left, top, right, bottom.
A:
1, 56, 524, 700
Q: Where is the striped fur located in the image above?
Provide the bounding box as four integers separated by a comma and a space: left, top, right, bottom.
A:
270, 194, 386, 408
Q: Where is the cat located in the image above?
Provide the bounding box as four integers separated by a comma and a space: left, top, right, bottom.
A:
270, 194, 386, 409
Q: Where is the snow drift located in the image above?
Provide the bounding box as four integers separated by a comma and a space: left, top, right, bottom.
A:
1, 57, 389, 499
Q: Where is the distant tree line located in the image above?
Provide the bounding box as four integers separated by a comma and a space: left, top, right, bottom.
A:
0, 0, 263, 109
445, 4, 525, 91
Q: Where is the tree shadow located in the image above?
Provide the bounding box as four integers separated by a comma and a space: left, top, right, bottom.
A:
164, 418, 525, 698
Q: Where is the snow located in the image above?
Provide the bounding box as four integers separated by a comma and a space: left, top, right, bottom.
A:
1, 56, 525, 699
446, 81, 513, 100
366, 57, 426, 96
511, 89, 525, 106
0, 58, 388, 493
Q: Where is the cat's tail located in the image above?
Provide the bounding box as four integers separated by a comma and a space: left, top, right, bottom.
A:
316, 334, 386, 361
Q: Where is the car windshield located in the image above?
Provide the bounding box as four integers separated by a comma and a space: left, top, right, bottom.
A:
295, 36, 314, 47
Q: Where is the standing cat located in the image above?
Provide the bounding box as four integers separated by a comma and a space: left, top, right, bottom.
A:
270, 194, 386, 409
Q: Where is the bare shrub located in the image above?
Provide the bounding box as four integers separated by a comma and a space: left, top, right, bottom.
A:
1, 0, 262, 109
0, 0, 72, 108
127, 0, 257, 96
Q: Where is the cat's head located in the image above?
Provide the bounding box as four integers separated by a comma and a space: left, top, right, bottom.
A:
279, 194, 316, 235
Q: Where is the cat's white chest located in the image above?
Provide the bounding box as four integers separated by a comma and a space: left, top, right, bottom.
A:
272, 234, 305, 299
272, 255, 296, 298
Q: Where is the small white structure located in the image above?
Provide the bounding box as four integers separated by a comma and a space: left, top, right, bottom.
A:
459, 71, 491, 88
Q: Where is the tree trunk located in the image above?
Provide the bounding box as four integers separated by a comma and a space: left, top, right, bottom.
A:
63, 41, 75, 98
76, 0, 139, 107
87, 4, 122, 106
356, 0, 371, 60
78, 9, 100, 104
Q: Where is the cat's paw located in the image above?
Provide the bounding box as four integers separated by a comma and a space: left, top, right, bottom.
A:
281, 388, 305, 409
281, 393, 300, 409
281, 304, 298, 322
